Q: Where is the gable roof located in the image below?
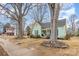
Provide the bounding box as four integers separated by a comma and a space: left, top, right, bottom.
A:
6, 26, 14, 30
4, 23, 10, 28
31, 19, 66, 29
40, 22, 50, 29
40, 19, 66, 29
4, 23, 15, 30
57, 19, 66, 27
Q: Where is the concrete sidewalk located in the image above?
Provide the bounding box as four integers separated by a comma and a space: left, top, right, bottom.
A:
0, 38, 36, 56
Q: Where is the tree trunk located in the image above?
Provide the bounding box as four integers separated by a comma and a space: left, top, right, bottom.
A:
72, 21, 75, 35
17, 19, 24, 39
41, 4, 68, 48
49, 4, 60, 43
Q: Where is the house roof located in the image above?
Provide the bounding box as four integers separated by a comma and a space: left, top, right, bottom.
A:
6, 26, 15, 29
57, 19, 66, 27
40, 19, 66, 29
29, 19, 66, 29
40, 22, 50, 29
4, 23, 15, 30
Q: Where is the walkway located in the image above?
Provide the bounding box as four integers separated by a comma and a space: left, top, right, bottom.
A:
0, 38, 36, 56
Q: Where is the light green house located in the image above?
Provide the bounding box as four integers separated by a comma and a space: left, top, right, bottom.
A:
31, 22, 42, 37
30, 19, 66, 38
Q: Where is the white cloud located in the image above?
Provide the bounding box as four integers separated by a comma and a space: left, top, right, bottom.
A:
59, 15, 68, 20
65, 7, 75, 16
61, 3, 74, 10
75, 19, 79, 23
59, 3, 76, 19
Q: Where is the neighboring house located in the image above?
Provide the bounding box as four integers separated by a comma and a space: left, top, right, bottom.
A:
30, 19, 67, 38
5, 26, 15, 35
3, 23, 15, 35
11, 24, 18, 36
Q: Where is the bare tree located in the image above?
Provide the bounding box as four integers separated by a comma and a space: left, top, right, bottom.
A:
70, 14, 77, 35
49, 3, 69, 41
0, 3, 34, 39
42, 3, 68, 48
30, 4, 48, 23
49, 3, 60, 43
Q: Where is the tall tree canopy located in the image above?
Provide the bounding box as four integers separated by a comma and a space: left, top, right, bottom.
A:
29, 3, 48, 23
70, 14, 77, 35
0, 3, 34, 38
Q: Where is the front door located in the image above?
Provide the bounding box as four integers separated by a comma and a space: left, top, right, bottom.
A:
35, 30, 38, 36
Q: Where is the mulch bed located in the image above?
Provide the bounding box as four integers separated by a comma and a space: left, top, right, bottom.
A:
41, 41, 69, 49
0, 45, 8, 56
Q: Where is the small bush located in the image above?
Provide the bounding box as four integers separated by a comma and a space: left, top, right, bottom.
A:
75, 31, 79, 36
77, 34, 79, 36
64, 34, 71, 40
42, 35, 50, 39
30, 35, 41, 38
